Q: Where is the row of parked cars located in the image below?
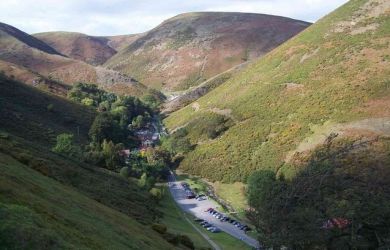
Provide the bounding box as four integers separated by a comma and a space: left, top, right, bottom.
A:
205, 208, 251, 232
181, 182, 196, 199
194, 218, 221, 233
181, 182, 207, 201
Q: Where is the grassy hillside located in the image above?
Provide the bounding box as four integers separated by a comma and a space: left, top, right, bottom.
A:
34, 31, 117, 65
0, 75, 182, 249
0, 152, 175, 250
105, 12, 310, 91
165, 0, 390, 182
0, 74, 95, 145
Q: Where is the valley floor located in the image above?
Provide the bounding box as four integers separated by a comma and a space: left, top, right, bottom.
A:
167, 171, 259, 249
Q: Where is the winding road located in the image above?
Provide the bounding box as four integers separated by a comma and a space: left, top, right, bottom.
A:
167, 171, 260, 249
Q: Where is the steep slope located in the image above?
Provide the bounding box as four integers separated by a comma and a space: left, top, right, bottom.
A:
164, 0, 390, 182
34, 31, 117, 65
0, 75, 176, 249
105, 12, 310, 91
162, 62, 247, 114
0, 23, 146, 96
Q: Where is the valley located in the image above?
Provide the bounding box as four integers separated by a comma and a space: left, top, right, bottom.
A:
1, 0, 390, 249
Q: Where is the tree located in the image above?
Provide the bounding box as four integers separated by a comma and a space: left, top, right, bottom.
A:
81, 97, 94, 106
101, 140, 123, 170
52, 133, 81, 158
131, 115, 146, 129
89, 112, 123, 143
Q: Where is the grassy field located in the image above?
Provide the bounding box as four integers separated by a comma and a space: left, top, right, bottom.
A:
158, 186, 212, 249
164, 0, 390, 183
212, 182, 247, 213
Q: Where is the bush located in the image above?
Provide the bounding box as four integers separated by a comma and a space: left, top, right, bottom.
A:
119, 167, 130, 178
46, 104, 54, 112
52, 133, 81, 159
163, 232, 180, 245
151, 223, 167, 234
179, 234, 195, 249
149, 188, 162, 201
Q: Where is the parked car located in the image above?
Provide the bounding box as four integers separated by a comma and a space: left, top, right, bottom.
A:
205, 208, 213, 212
202, 223, 212, 228
209, 227, 221, 233
194, 218, 204, 222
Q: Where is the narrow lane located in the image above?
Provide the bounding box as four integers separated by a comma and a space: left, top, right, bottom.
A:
168, 171, 260, 249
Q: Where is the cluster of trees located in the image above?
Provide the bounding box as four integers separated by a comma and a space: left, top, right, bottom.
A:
119, 147, 171, 192
247, 135, 390, 249
53, 83, 172, 193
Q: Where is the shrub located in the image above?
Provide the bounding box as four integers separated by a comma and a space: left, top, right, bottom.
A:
46, 104, 54, 112
163, 232, 180, 245
149, 188, 162, 201
179, 234, 195, 249
119, 167, 130, 178
52, 133, 81, 159
151, 223, 167, 234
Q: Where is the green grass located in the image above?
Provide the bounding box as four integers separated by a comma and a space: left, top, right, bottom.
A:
212, 182, 247, 213
164, 0, 390, 183
158, 186, 212, 249
0, 152, 174, 250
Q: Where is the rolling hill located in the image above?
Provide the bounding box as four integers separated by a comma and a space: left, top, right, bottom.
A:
101, 34, 143, 51
164, 0, 390, 182
0, 75, 178, 249
0, 23, 147, 96
105, 12, 310, 91
34, 31, 117, 65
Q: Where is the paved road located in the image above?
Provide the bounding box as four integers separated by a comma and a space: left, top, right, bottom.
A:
168, 171, 260, 249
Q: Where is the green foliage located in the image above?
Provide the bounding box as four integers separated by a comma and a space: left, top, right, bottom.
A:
68, 83, 115, 108
151, 223, 167, 234
52, 133, 81, 158
138, 172, 156, 190
119, 166, 130, 178
247, 137, 390, 249
101, 139, 123, 170
160, 128, 193, 155
88, 112, 123, 144
164, 0, 390, 182
178, 234, 195, 250
149, 187, 163, 201
81, 97, 94, 106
